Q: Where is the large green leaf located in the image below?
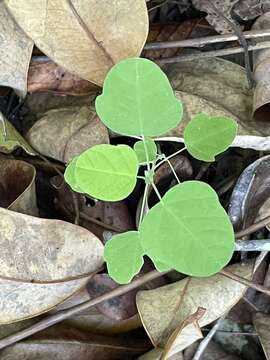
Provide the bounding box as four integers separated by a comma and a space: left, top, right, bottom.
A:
96, 58, 182, 136
134, 137, 157, 164
104, 231, 144, 284
140, 181, 234, 277
184, 114, 237, 162
73, 144, 139, 201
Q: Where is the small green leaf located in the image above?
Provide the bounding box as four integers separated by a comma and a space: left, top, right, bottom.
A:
134, 138, 157, 164
96, 58, 182, 137
74, 144, 139, 201
64, 157, 84, 193
0, 113, 36, 155
184, 114, 237, 162
140, 181, 234, 277
104, 231, 144, 284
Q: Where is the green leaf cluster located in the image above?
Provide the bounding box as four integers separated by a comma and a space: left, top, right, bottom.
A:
64, 58, 238, 284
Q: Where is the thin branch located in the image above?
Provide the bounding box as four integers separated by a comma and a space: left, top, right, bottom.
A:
155, 42, 270, 64
235, 214, 270, 238
144, 29, 270, 50
235, 239, 270, 251
0, 270, 168, 350
192, 317, 224, 360
220, 270, 270, 297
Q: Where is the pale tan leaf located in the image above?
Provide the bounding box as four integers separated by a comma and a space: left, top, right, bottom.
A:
0, 207, 103, 323
5, 0, 149, 86
26, 106, 109, 163
136, 261, 254, 348
0, 2, 33, 97
0, 158, 38, 216
254, 313, 270, 359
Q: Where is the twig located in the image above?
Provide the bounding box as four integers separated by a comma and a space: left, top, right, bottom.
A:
206, 0, 254, 88
235, 214, 270, 238
144, 29, 270, 50
235, 239, 270, 251
0, 269, 168, 350
220, 270, 270, 297
192, 317, 224, 360
155, 42, 270, 64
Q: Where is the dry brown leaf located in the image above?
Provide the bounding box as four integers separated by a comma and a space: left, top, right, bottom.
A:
160, 57, 270, 151
5, 0, 149, 86
252, 12, 270, 121
26, 106, 109, 163
254, 313, 270, 359
136, 261, 254, 349
0, 207, 103, 323
0, 325, 150, 360
28, 57, 100, 96
0, 158, 38, 216
0, 2, 33, 97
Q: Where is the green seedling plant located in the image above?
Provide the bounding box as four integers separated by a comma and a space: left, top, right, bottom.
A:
65, 58, 238, 284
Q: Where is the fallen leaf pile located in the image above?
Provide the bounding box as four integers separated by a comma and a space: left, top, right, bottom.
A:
0, 0, 269, 359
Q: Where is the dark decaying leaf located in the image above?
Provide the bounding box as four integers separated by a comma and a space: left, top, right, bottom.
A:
252, 12, 270, 121
254, 313, 270, 359
0, 2, 33, 97
228, 155, 270, 231
86, 274, 138, 320
0, 325, 151, 360
53, 177, 134, 239
26, 107, 109, 163
0, 158, 38, 216
28, 58, 100, 96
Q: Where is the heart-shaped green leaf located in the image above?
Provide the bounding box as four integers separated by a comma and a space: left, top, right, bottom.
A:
96, 58, 182, 136
104, 231, 144, 284
69, 144, 138, 201
184, 114, 237, 162
140, 181, 234, 277
134, 138, 157, 164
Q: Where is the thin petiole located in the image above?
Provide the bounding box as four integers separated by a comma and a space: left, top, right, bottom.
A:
165, 158, 181, 184
139, 183, 150, 226
155, 147, 186, 171
151, 182, 163, 203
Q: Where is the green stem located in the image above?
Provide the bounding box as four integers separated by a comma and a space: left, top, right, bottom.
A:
165, 158, 181, 184
139, 183, 149, 227
155, 147, 186, 171
152, 182, 163, 203
142, 135, 151, 172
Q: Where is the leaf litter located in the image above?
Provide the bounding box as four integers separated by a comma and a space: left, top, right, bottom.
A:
0, 1, 270, 359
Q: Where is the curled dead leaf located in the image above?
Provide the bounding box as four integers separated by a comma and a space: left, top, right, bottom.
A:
0, 2, 33, 97
27, 107, 109, 163
5, 0, 149, 86
228, 155, 270, 231
0, 158, 38, 216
